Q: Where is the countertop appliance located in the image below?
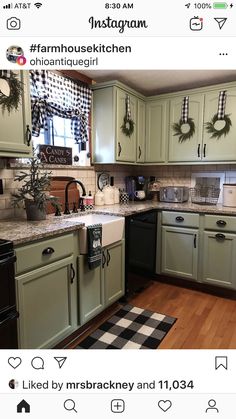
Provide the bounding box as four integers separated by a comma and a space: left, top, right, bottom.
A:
125, 176, 154, 201
223, 184, 236, 207
159, 186, 189, 203
0, 239, 18, 349
125, 211, 157, 294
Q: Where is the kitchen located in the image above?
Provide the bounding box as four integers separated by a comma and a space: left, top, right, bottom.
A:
1, 69, 236, 350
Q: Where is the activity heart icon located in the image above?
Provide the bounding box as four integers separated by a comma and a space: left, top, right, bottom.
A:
158, 400, 172, 412
8, 357, 22, 369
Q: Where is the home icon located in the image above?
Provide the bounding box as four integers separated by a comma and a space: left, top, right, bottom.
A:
17, 399, 30, 413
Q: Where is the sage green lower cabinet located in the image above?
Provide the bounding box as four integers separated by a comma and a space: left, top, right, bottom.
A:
202, 231, 236, 289
161, 226, 198, 280
15, 232, 78, 349
16, 256, 77, 349
78, 240, 125, 325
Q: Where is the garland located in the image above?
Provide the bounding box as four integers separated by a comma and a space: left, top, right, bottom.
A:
121, 115, 135, 137
172, 117, 195, 143
205, 113, 232, 140
0, 71, 23, 113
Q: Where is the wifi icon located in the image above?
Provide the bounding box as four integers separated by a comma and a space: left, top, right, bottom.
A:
34, 2, 42, 8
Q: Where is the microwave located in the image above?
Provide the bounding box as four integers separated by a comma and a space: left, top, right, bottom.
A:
159, 186, 189, 203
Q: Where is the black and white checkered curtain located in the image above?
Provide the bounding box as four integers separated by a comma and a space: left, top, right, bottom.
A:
181, 96, 189, 123
30, 70, 92, 149
217, 91, 227, 120
126, 94, 131, 120
0, 70, 11, 78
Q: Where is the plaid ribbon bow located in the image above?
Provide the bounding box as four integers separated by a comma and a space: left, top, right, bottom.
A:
126, 94, 131, 120
181, 96, 189, 123
217, 90, 227, 120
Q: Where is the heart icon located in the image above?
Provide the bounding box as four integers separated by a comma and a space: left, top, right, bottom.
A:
158, 400, 172, 412
8, 357, 22, 369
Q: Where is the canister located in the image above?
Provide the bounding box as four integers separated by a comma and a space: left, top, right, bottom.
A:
223, 184, 236, 207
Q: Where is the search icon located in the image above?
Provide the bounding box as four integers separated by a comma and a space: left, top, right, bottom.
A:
64, 399, 77, 413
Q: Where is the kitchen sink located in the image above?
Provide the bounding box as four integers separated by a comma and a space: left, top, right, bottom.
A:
64, 213, 125, 254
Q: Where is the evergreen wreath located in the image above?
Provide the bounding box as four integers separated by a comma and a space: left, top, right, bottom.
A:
205, 113, 232, 140
0, 71, 23, 113
172, 117, 195, 143
121, 115, 135, 137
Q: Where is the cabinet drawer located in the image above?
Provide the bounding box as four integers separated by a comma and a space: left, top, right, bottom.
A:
204, 214, 236, 232
15, 233, 74, 275
161, 211, 199, 228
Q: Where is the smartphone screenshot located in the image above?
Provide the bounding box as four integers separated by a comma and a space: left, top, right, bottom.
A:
0, 0, 236, 417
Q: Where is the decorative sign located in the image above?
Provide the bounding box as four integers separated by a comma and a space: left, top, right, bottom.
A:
39, 145, 72, 165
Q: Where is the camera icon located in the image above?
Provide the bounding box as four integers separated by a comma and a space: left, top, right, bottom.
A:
7, 17, 21, 30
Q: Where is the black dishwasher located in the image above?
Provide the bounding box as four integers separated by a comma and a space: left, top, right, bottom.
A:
126, 210, 157, 277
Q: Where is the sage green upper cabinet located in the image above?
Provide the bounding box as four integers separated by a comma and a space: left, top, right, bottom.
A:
168, 94, 204, 162
0, 71, 32, 157
116, 88, 137, 162
202, 88, 236, 161
92, 81, 145, 164
136, 99, 146, 163
145, 99, 168, 163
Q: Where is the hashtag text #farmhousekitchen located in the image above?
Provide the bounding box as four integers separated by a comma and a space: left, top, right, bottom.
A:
29, 43, 132, 53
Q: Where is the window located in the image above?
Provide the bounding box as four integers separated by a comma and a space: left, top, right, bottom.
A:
30, 70, 92, 166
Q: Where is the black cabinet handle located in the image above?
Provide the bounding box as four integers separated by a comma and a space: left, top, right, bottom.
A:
216, 220, 227, 227
176, 216, 184, 222
215, 233, 226, 241
138, 146, 142, 159
194, 234, 197, 248
197, 144, 200, 158
106, 249, 111, 266
102, 251, 106, 268
42, 247, 55, 255
203, 143, 206, 158
70, 263, 75, 283
118, 142, 122, 157
26, 125, 32, 146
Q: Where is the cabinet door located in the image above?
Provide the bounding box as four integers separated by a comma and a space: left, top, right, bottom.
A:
168, 94, 204, 162
203, 88, 236, 161
78, 254, 104, 325
146, 99, 168, 163
0, 71, 32, 157
202, 231, 236, 289
116, 88, 137, 162
136, 99, 145, 163
161, 226, 198, 280
104, 240, 125, 307
16, 256, 76, 349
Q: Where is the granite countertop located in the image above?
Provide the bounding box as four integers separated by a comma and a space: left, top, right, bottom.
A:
1, 200, 236, 245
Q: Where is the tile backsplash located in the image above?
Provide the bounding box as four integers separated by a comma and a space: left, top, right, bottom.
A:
1, 160, 236, 219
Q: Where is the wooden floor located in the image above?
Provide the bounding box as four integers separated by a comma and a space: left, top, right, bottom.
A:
129, 279, 236, 349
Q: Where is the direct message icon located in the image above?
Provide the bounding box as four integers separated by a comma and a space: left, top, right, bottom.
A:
158, 400, 172, 412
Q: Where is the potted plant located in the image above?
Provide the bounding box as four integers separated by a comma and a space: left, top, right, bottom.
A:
12, 149, 60, 221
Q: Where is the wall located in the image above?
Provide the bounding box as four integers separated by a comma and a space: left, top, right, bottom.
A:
1, 160, 236, 220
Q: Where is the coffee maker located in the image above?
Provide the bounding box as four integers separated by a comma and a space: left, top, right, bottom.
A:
125, 176, 154, 200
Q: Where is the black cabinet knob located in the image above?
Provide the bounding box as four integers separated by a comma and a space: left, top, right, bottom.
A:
42, 247, 55, 255
216, 220, 227, 227
176, 216, 184, 222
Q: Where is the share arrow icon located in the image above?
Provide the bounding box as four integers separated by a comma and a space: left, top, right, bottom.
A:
214, 17, 227, 29
54, 357, 67, 369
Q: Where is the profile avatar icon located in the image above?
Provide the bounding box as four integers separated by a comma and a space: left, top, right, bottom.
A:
205, 399, 219, 413
9, 379, 18, 389
6, 45, 24, 63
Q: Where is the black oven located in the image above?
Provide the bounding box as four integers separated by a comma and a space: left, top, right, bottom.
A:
0, 239, 18, 349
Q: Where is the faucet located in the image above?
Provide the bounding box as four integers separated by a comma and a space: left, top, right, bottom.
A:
64, 180, 87, 214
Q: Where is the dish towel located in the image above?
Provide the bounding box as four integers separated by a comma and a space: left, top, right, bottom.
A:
87, 224, 102, 270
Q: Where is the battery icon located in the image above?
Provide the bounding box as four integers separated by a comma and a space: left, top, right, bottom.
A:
213, 2, 228, 8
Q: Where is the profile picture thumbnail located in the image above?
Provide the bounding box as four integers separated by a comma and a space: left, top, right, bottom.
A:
6, 45, 24, 63
9, 379, 19, 389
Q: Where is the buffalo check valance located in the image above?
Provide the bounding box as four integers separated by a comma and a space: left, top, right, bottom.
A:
30, 70, 92, 149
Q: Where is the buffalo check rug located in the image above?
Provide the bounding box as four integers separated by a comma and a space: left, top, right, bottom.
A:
77, 304, 177, 349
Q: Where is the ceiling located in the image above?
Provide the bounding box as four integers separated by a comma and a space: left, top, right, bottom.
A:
80, 70, 236, 96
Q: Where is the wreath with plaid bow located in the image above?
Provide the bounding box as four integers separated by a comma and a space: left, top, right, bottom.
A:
205, 114, 232, 140
121, 94, 135, 137
172, 118, 195, 143
0, 71, 23, 113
